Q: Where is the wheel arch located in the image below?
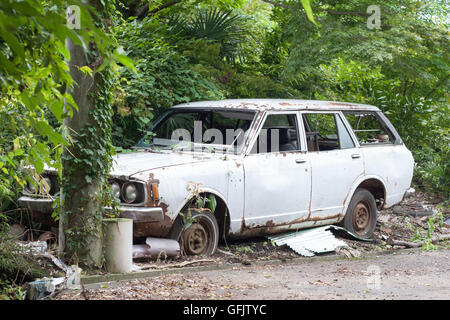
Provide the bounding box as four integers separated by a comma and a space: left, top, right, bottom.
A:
169, 187, 230, 242
341, 175, 387, 222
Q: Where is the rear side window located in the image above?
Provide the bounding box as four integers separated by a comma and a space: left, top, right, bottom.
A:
343, 111, 395, 145
302, 113, 355, 151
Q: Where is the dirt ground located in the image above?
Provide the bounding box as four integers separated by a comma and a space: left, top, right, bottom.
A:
58, 248, 450, 300
55, 191, 450, 300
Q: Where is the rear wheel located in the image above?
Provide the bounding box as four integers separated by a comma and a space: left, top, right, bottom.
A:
340, 188, 377, 239
180, 209, 219, 256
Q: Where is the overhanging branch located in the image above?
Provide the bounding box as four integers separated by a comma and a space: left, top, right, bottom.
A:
137, 0, 183, 19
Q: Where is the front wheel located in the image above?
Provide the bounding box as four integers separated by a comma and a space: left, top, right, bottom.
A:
180, 208, 219, 256
339, 188, 377, 239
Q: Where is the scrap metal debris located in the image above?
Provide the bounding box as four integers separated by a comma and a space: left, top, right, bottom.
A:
17, 240, 68, 272
133, 237, 180, 259
335, 246, 362, 258
387, 234, 450, 248
27, 277, 65, 300
327, 225, 373, 242
26, 265, 82, 300
267, 226, 350, 257
444, 217, 450, 227
15, 241, 83, 300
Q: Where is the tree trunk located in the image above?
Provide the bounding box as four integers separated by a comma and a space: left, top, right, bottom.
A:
58, 38, 105, 269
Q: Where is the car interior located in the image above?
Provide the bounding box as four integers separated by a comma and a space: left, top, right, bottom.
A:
253, 114, 300, 153
302, 113, 340, 151
343, 111, 394, 145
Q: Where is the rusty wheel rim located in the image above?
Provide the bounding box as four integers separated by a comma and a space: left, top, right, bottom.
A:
183, 222, 209, 255
352, 202, 371, 235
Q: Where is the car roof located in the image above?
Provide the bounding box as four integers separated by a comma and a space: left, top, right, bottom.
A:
171, 99, 380, 112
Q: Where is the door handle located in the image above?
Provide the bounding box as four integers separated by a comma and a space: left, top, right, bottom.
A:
295, 158, 307, 164
351, 154, 361, 159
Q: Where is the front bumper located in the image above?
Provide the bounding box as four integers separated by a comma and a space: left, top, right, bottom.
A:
105, 206, 163, 223
18, 196, 164, 223
18, 196, 55, 213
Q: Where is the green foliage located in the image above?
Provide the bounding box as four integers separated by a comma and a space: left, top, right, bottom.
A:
0, 0, 134, 214
409, 212, 445, 251
0, 0, 76, 210
168, 8, 248, 63
112, 18, 225, 148
226, 71, 298, 98
283, 0, 449, 98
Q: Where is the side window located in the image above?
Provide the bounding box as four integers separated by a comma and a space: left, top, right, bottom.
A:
343, 111, 395, 145
302, 113, 355, 151
336, 115, 355, 149
251, 114, 300, 153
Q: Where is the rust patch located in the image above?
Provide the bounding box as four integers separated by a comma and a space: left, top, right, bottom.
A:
307, 213, 342, 222
342, 188, 352, 208
265, 220, 276, 227
240, 102, 259, 108
159, 201, 169, 214
328, 102, 353, 107
233, 213, 342, 239
240, 216, 246, 232
133, 214, 174, 238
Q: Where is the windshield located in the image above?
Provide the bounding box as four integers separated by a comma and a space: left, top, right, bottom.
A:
136, 108, 257, 154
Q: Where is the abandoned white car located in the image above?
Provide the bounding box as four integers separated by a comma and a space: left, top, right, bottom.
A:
19, 99, 415, 256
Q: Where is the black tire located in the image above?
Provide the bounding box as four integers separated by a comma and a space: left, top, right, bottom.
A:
180, 208, 219, 256
339, 188, 377, 239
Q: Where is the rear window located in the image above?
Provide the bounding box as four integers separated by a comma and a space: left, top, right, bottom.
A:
343, 111, 395, 145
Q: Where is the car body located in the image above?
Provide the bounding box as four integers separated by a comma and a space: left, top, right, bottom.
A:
19, 99, 415, 255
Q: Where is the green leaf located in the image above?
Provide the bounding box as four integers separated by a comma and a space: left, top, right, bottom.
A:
300, 0, 317, 25
78, 66, 94, 77
208, 194, 217, 213
1, 30, 25, 59
33, 120, 66, 145
114, 52, 137, 73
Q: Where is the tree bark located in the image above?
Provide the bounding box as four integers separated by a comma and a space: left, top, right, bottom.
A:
58, 39, 104, 269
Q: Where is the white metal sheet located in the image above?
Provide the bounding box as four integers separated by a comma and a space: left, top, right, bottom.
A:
268, 226, 348, 256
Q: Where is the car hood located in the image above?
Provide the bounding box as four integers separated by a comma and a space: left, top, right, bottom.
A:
110, 151, 215, 178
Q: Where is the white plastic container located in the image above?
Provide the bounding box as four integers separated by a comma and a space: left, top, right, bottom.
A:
103, 218, 133, 273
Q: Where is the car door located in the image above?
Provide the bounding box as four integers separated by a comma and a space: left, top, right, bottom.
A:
342, 110, 414, 207
242, 111, 311, 229
301, 111, 364, 221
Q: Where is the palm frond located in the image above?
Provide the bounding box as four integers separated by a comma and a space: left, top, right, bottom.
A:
168, 8, 248, 64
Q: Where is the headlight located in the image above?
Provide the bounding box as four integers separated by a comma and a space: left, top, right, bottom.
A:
111, 182, 121, 199
122, 183, 138, 203
26, 181, 36, 194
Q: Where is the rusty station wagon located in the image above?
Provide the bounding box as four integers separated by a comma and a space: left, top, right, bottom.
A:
19, 99, 415, 256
